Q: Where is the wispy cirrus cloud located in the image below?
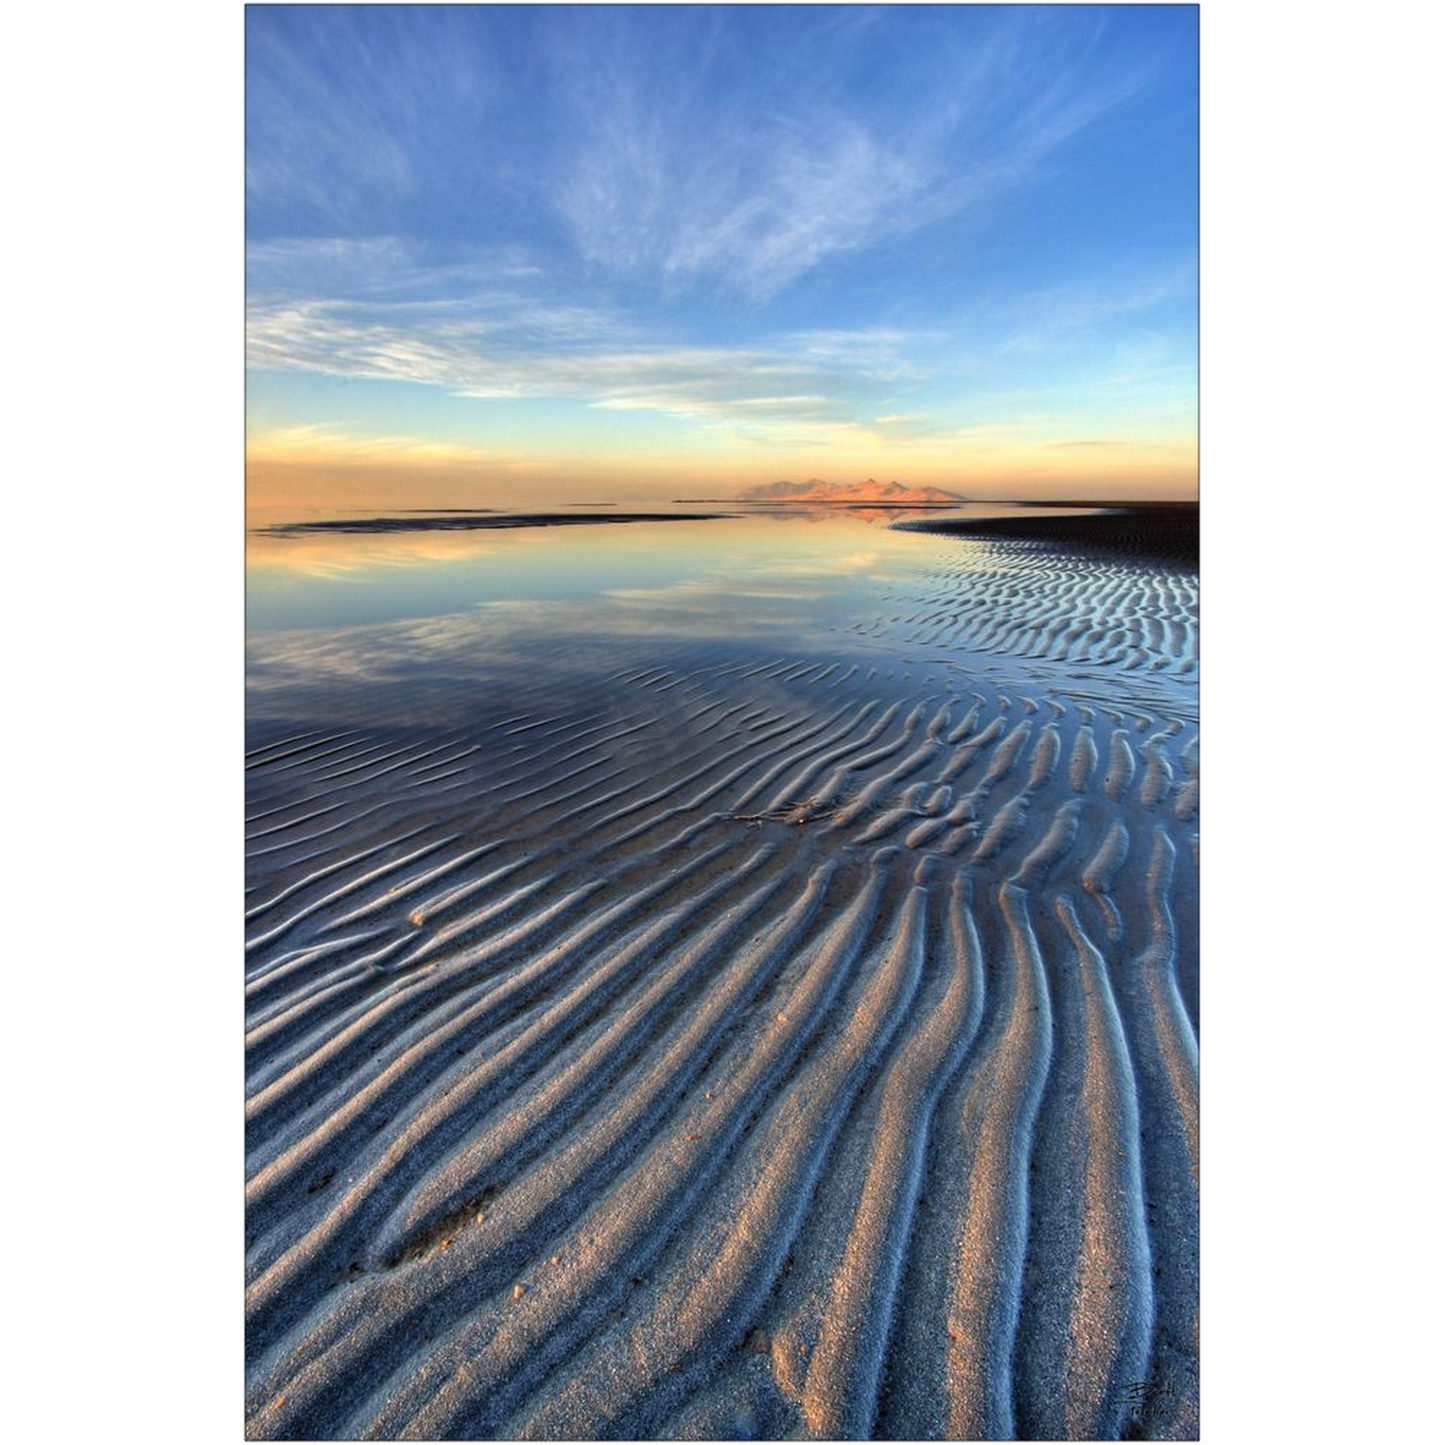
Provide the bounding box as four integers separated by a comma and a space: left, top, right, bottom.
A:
245, 282, 924, 434
542, 6, 1149, 301
245, 229, 1199, 466
244, 6, 1197, 497
245, 236, 544, 302
247, 5, 1163, 305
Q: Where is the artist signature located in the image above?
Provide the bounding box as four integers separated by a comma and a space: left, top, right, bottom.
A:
1122, 1371, 1185, 1428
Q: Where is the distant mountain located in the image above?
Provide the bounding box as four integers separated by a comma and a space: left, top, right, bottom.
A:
735, 478, 834, 500
735, 478, 965, 504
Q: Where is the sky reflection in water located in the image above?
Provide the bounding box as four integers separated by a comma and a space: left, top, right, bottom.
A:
245, 505, 996, 729
246, 506, 980, 633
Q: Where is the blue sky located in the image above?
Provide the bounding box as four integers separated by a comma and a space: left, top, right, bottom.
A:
245, 4, 1198, 500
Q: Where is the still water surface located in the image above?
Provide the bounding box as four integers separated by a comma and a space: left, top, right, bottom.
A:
246, 503, 1060, 732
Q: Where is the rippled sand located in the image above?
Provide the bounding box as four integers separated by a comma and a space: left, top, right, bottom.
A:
245, 510, 1199, 1440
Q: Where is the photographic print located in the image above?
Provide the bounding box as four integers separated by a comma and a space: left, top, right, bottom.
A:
245, 5, 1199, 1439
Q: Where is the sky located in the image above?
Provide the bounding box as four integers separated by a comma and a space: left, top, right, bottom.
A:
245, 3, 1199, 508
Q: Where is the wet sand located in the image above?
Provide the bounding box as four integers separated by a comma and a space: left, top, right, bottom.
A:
244, 508, 1199, 1439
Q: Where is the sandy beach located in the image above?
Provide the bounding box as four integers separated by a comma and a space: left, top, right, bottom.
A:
244, 506, 1198, 1439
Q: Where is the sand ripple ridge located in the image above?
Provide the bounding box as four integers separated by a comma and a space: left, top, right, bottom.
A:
245, 524, 1199, 1439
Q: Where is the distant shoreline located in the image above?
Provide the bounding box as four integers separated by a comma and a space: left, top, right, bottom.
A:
674, 496, 1196, 508
258, 512, 737, 536
671, 498, 964, 507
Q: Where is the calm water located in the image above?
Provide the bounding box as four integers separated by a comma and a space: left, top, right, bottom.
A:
246, 503, 1082, 734
246, 507, 960, 632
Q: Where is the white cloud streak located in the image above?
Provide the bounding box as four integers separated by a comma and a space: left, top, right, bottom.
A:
540, 7, 1148, 301
247, 7, 1157, 304
245, 287, 922, 433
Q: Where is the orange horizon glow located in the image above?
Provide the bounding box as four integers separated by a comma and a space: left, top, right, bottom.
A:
246, 433, 1199, 517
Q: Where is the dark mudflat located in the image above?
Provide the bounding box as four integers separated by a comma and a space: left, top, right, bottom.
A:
895, 504, 1198, 563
